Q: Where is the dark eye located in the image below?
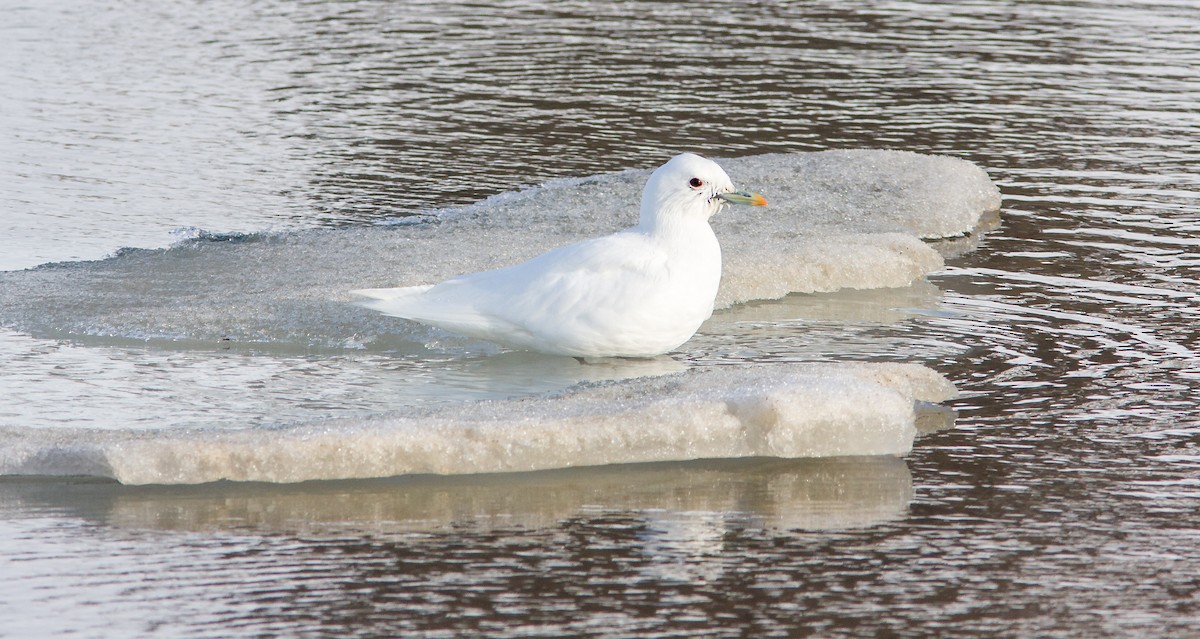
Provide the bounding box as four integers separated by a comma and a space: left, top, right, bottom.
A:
688, 177, 703, 188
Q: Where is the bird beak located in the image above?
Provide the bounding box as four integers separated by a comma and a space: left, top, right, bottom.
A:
716, 190, 768, 206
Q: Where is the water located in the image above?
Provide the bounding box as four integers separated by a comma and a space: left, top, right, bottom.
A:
2, 0, 1200, 636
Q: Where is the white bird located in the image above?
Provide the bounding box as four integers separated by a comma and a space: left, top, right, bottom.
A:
353, 153, 767, 357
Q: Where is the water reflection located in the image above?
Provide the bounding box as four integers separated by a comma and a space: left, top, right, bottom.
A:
3, 457, 911, 534
0, 458, 916, 638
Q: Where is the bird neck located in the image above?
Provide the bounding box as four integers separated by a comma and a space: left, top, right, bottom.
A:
638, 200, 714, 239
636, 211, 716, 247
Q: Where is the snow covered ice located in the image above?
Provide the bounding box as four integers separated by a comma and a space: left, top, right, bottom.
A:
1, 362, 956, 485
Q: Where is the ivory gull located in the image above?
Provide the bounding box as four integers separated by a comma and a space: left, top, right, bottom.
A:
353, 153, 766, 357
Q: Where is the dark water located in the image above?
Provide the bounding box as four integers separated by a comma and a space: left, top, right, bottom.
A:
2, 0, 1200, 637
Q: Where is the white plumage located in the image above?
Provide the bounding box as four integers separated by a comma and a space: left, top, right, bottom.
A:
353, 153, 766, 357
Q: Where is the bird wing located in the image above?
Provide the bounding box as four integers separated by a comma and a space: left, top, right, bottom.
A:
354, 231, 670, 351
487, 232, 672, 347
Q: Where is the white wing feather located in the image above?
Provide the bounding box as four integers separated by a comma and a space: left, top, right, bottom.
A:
352, 231, 681, 355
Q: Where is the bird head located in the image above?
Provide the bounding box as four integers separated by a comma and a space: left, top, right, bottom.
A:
639, 153, 767, 228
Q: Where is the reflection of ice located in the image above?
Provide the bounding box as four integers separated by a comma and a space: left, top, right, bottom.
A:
636, 513, 732, 584
688, 282, 969, 365
629, 457, 918, 584
711, 280, 945, 326
915, 402, 957, 435
0, 457, 912, 535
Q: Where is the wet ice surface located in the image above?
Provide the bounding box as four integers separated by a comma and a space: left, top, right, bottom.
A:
3, 0, 1200, 637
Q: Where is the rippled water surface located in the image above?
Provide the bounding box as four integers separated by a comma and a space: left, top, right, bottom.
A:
3, 0, 1200, 637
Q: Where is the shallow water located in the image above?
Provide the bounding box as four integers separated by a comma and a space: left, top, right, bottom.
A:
2, 0, 1200, 637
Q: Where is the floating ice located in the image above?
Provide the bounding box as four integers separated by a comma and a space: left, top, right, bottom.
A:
0, 362, 955, 485
0, 150, 993, 484
0, 150, 998, 350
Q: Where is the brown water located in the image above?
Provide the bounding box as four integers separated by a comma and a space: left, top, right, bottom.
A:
2, 0, 1200, 637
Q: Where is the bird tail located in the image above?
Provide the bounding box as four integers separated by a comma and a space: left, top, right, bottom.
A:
350, 285, 435, 318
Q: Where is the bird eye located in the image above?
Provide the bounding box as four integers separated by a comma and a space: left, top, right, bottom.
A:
688, 177, 703, 188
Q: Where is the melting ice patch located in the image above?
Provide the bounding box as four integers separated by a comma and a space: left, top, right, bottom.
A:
0, 150, 996, 484
0, 362, 956, 485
